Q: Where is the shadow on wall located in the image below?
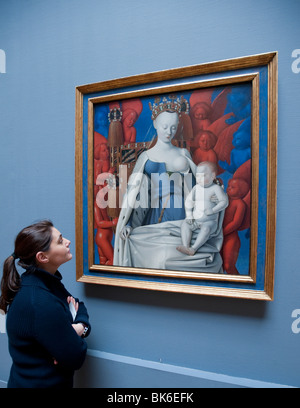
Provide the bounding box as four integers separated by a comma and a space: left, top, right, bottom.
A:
84, 283, 267, 320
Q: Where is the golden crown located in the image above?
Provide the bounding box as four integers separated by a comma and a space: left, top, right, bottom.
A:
149, 95, 182, 120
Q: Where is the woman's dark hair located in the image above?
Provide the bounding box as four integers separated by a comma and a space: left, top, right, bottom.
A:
0, 220, 54, 313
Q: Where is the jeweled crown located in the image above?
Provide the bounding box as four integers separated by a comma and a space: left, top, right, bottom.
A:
149, 95, 182, 120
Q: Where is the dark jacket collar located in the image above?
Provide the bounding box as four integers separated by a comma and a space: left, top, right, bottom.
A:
21, 266, 63, 290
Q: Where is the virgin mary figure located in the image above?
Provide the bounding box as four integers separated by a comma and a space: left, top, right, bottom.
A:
113, 96, 225, 273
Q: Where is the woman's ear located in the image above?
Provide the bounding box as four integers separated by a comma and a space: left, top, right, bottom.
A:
36, 251, 49, 265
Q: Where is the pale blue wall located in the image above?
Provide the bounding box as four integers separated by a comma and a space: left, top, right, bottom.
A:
1, 0, 300, 388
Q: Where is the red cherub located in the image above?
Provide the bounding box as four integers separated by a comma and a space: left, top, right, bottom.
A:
94, 185, 118, 265
190, 113, 233, 175
94, 143, 112, 184
221, 160, 251, 275
192, 130, 218, 166
121, 99, 143, 143
189, 87, 231, 135
93, 137, 117, 265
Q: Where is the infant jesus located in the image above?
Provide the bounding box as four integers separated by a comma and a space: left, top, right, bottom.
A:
177, 161, 228, 256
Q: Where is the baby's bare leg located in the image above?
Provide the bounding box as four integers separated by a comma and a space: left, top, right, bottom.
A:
176, 221, 194, 255
191, 224, 212, 252
180, 220, 193, 247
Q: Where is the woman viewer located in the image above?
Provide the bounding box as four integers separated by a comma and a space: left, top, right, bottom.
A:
0, 220, 91, 388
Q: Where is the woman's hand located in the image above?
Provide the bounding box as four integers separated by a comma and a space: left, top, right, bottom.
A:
53, 297, 85, 366
71, 323, 86, 337
67, 296, 79, 313
67, 296, 85, 336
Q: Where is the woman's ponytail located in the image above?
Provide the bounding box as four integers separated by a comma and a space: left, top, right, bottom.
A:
0, 255, 21, 313
0, 219, 53, 314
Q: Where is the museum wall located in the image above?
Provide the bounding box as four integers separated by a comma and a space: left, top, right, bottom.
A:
1, 0, 300, 388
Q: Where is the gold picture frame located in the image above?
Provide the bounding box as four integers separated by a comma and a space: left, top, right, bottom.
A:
75, 52, 277, 300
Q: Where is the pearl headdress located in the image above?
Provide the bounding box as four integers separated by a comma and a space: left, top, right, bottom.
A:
148, 95, 182, 120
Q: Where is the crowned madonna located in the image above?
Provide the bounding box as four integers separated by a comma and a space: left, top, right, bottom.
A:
113, 95, 225, 273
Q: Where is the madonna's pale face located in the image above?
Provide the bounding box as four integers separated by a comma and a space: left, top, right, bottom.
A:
153, 111, 179, 143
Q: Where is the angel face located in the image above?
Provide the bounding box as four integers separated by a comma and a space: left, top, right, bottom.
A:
199, 133, 212, 151
100, 143, 109, 160
233, 128, 250, 149
123, 110, 138, 128
193, 105, 209, 120
227, 178, 249, 199
227, 87, 251, 110
94, 143, 109, 161
227, 179, 240, 199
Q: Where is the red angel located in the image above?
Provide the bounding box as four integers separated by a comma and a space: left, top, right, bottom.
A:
93, 135, 117, 265
191, 113, 233, 169
189, 87, 231, 136
94, 185, 118, 266
121, 99, 143, 143
221, 160, 251, 275
94, 143, 111, 184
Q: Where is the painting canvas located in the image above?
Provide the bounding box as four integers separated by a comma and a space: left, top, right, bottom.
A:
93, 84, 251, 274
75, 52, 277, 300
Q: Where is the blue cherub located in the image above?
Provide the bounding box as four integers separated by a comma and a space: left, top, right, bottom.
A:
225, 85, 251, 125
219, 117, 251, 174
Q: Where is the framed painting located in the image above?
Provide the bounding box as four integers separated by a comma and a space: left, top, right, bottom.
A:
75, 52, 277, 300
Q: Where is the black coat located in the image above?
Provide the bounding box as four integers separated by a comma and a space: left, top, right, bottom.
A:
6, 267, 91, 388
